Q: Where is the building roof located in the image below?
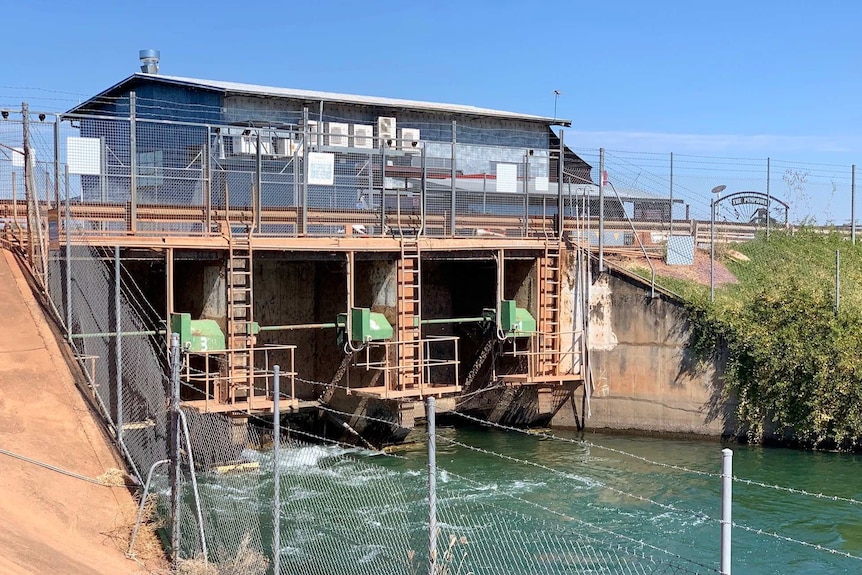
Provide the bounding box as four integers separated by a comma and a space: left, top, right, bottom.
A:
68, 73, 572, 126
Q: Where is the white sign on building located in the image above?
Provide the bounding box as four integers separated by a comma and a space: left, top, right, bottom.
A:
307, 152, 335, 186
496, 163, 517, 193
66, 137, 102, 175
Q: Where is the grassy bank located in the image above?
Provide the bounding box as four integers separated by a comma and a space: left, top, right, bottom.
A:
654, 230, 862, 448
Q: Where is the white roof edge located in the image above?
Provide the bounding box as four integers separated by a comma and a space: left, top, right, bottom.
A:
131, 73, 571, 125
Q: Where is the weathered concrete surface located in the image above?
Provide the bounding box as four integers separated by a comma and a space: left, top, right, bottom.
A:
0, 249, 155, 574
553, 269, 736, 436
254, 259, 319, 397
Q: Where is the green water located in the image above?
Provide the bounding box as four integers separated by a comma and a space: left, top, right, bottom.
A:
201, 425, 862, 574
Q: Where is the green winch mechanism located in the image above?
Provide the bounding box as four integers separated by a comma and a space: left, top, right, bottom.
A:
171, 312, 231, 352
171, 299, 535, 353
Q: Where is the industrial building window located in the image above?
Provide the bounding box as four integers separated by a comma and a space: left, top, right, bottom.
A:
138, 150, 164, 187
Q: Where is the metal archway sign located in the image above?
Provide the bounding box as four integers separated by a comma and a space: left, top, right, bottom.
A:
714, 190, 789, 226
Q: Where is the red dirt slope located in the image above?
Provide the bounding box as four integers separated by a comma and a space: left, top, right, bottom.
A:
0, 249, 154, 575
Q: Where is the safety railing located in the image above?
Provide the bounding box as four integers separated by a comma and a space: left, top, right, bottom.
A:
351, 335, 461, 399
181, 343, 297, 413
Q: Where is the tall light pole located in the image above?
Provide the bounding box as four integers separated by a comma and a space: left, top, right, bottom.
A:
553, 90, 561, 121
710, 185, 727, 302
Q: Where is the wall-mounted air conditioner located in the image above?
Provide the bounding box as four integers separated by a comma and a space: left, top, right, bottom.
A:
259, 137, 274, 156
232, 133, 274, 156
377, 116, 397, 147
233, 134, 256, 155
399, 128, 420, 152
327, 122, 349, 147
274, 136, 302, 157
304, 120, 320, 146
351, 124, 374, 149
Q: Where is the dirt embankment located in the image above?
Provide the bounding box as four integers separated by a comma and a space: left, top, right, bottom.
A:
0, 249, 164, 575
617, 248, 738, 288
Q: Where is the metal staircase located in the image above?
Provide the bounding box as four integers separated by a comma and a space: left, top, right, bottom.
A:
225, 229, 255, 402
396, 238, 422, 392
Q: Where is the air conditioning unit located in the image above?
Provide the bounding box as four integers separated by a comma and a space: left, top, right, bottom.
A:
399, 128, 421, 152
351, 124, 374, 149
327, 122, 349, 147
274, 136, 302, 157
303, 120, 320, 146
232, 133, 274, 156
259, 137, 274, 156
377, 116, 397, 147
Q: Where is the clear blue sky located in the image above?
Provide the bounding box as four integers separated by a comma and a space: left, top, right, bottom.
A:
2, 0, 860, 220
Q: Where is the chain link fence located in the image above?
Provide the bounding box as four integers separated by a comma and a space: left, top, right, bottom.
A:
3, 103, 861, 573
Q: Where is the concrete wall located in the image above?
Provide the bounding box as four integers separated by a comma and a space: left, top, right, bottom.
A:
254, 258, 319, 398
553, 269, 736, 437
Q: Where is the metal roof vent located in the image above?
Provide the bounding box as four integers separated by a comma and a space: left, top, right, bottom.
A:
139, 49, 160, 74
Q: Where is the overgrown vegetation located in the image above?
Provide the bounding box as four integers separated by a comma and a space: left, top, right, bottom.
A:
657, 229, 862, 449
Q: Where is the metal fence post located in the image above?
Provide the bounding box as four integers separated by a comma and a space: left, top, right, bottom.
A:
273, 364, 281, 575
11, 172, 18, 228
426, 396, 438, 574
420, 144, 427, 236
129, 91, 137, 233
835, 250, 840, 314
22, 103, 35, 271
720, 448, 733, 575
177, 410, 208, 562
381, 143, 387, 237
115, 246, 123, 444
557, 130, 565, 239
205, 126, 212, 234
852, 164, 856, 245
669, 152, 674, 239
450, 120, 457, 237
301, 107, 309, 236
53, 115, 60, 209
169, 332, 181, 562
766, 157, 771, 238
710, 198, 716, 303
598, 148, 605, 271
523, 151, 530, 237
255, 130, 262, 233
64, 163, 72, 342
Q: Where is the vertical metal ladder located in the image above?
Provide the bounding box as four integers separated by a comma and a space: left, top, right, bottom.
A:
537, 239, 562, 377
226, 229, 255, 403
396, 238, 422, 394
